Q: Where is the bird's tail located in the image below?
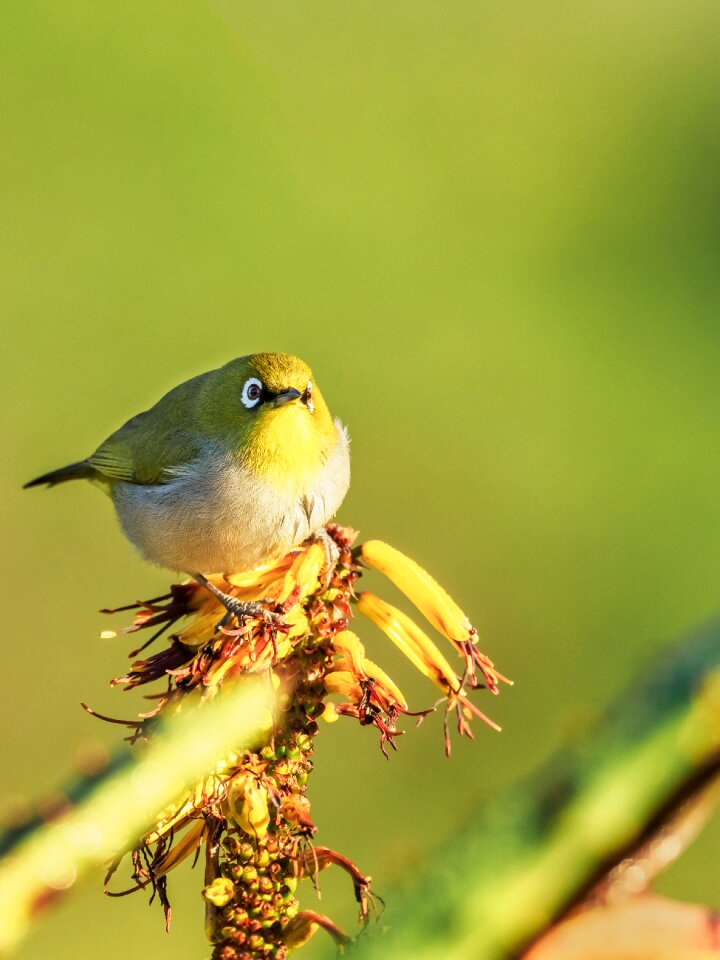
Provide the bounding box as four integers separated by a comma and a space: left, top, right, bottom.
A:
23, 461, 93, 489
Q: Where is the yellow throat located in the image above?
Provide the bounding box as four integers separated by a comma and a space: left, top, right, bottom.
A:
242, 381, 338, 495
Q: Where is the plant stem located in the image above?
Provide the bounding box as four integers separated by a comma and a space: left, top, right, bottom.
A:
354, 617, 720, 960
0, 679, 273, 953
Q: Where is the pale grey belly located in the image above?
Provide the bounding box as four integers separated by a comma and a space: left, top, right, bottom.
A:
111, 434, 350, 574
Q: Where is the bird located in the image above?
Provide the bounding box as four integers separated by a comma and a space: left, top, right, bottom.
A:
25, 353, 351, 624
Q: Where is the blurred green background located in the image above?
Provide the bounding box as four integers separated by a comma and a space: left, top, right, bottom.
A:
2, 1, 720, 956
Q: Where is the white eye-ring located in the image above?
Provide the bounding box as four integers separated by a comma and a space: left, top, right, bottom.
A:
304, 380, 314, 414
241, 377, 264, 409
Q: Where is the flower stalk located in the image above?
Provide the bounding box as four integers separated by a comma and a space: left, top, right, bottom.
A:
94, 525, 506, 957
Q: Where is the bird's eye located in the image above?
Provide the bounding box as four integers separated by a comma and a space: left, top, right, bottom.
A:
241, 377, 264, 409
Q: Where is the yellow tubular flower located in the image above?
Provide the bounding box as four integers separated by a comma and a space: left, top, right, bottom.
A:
224, 555, 295, 590
275, 543, 325, 604
356, 591, 462, 695
332, 629, 366, 673
324, 670, 361, 700
357, 591, 500, 733
329, 630, 408, 711
360, 539, 475, 644
363, 658, 408, 710
360, 539, 510, 692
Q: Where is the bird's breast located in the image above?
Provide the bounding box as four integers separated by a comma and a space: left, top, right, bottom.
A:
111, 423, 350, 574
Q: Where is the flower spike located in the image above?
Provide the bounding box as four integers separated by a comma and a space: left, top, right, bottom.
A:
95, 525, 507, 957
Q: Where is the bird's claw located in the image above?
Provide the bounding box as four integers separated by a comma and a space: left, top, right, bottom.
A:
215, 597, 285, 633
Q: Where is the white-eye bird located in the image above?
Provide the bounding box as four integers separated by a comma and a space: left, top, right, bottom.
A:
25, 353, 351, 622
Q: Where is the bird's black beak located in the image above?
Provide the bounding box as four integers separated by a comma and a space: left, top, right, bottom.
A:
270, 387, 302, 408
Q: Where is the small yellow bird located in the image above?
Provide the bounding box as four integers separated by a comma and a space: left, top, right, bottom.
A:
25, 353, 350, 623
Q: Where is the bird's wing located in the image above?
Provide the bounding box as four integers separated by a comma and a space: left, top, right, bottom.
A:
86, 410, 203, 486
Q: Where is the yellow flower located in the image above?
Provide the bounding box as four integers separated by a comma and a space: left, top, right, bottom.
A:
359, 539, 510, 693
356, 591, 501, 738
356, 591, 461, 696
331, 629, 408, 709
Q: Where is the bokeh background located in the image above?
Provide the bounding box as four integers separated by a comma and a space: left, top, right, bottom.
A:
2, 1, 720, 957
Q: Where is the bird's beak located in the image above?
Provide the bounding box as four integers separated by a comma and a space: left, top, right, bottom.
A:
270, 388, 302, 408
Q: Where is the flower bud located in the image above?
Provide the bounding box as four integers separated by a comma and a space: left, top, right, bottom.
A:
203, 877, 236, 908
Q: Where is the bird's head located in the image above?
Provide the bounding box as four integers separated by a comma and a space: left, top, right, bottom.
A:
197, 353, 339, 487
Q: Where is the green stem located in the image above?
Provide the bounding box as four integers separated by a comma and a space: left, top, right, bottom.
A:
354, 617, 720, 960
0, 679, 273, 953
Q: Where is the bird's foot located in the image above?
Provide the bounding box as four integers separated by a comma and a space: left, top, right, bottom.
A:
215, 596, 285, 634
191, 572, 285, 633
311, 528, 341, 591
